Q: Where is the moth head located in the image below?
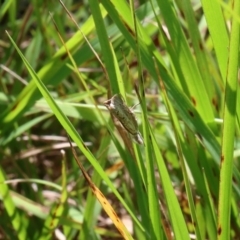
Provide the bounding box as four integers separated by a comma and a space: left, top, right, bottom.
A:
103, 99, 112, 109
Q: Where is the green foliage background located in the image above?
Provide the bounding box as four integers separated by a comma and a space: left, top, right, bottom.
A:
0, 0, 240, 239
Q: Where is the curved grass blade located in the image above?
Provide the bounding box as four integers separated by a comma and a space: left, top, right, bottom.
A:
6, 31, 145, 235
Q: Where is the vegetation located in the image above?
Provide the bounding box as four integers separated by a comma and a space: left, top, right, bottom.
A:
1, 0, 240, 239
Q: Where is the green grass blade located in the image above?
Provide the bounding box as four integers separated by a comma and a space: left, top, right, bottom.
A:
0, 167, 27, 240
6, 30, 144, 235
162, 85, 204, 240
38, 157, 68, 240
175, 0, 217, 111
88, 0, 122, 95
217, 2, 240, 239
101, 0, 221, 162
0, 114, 50, 145
151, 130, 190, 240
155, 0, 214, 122
201, 0, 229, 80
1, 8, 107, 129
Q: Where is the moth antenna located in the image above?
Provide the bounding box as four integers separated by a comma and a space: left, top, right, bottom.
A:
131, 102, 140, 110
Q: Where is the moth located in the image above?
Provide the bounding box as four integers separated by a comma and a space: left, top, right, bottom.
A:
104, 94, 144, 145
